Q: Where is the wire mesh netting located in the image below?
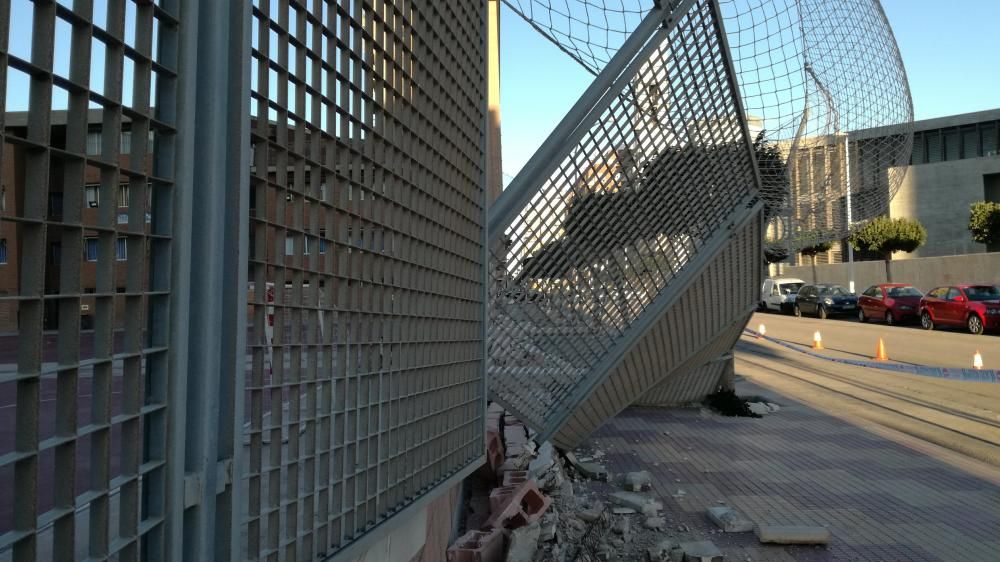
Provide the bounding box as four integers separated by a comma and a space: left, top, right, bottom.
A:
503, 0, 914, 254
488, 0, 761, 436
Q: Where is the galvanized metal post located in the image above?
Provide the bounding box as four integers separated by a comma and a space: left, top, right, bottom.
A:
165, 0, 251, 560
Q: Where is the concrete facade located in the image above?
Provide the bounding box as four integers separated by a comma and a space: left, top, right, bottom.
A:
781, 108, 1000, 265
888, 108, 1000, 259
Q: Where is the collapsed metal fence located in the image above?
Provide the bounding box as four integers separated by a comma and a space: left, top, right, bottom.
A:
487, 0, 764, 445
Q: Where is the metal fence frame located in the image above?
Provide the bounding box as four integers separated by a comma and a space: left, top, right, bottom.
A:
0, 1, 487, 561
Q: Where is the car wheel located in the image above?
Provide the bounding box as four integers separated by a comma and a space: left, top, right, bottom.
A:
858, 309, 867, 323
967, 314, 984, 335
793, 305, 801, 318
920, 311, 934, 331
758, 301, 767, 312
818, 306, 828, 320
885, 310, 895, 326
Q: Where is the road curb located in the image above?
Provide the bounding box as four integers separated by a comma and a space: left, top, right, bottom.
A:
743, 329, 1000, 384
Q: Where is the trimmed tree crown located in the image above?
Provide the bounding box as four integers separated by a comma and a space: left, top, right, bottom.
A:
848, 216, 927, 257
969, 201, 1000, 246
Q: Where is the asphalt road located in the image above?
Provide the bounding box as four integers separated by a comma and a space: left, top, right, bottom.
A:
749, 309, 999, 370
736, 332, 1000, 469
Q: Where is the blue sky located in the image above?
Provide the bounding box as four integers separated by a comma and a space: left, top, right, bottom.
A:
499, 0, 1000, 180
5, 0, 998, 183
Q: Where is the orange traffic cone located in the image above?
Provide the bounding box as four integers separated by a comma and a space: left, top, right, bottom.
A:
874, 338, 889, 361
757, 324, 766, 338
812, 331, 824, 350
973, 351, 983, 370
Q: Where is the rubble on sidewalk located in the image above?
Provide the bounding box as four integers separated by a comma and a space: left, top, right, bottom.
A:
447, 528, 506, 562
625, 470, 653, 491
677, 540, 723, 562
705, 506, 753, 533
756, 525, 831, 545
506, 522, 541, 562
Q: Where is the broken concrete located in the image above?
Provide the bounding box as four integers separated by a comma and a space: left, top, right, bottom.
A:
756, 525, 831, 545
612, 517, 631, 536
747, 402, 770, 416
529, 442, 556, 478
576, 501, 603, 523
647, 540, 683, 562
506, 522, 541, 562
678, 540, 723, 562
644, 516, 666, 530
577, 462, 609, 481
706, 506, 753, 533
611, 491, 663, 514
625, 470, 653, 491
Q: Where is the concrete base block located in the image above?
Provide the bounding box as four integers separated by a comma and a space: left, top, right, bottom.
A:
756, 525, 831, 545
706, 506, 753, 532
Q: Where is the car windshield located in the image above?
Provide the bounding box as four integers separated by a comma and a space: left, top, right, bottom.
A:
781, 282, 804, 295
964, 286, 1000, 301
886, 286, 921, 297
818, 286, 850, 296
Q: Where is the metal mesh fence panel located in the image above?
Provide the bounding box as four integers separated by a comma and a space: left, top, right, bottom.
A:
503, 0, 913, 254
488, 0, 761, 441
245, 1, 486, 560
0, 1, 179, 559
553, 211, 762, 447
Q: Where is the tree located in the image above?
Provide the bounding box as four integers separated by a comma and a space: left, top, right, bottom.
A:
764, 246, 789, 264
968, 201, 1000, 251
752, 131, 790, 221
796, 230, 835, 281
848, 216, 927, 282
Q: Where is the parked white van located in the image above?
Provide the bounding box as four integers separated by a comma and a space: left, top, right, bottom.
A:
760, 277, 805, 314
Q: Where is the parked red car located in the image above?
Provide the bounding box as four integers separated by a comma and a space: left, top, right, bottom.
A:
857, 283, 923, 325
919, 285, 1000, 335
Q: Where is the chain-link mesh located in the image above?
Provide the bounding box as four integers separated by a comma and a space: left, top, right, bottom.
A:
503, 0, 913, 253
488, 0, 760, 438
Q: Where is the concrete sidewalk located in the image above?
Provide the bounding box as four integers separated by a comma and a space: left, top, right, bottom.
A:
580, 380, 1000, 561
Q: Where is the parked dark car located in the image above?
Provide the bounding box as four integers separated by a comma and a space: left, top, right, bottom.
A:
919, 284, 1000, 335
794, 284, 858, 319
857, 283, 923, 325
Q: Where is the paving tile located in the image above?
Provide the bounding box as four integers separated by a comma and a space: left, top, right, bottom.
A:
580, 381, 1000, 561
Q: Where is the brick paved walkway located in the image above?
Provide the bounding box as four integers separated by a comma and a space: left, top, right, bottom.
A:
582, 381, 1000, 561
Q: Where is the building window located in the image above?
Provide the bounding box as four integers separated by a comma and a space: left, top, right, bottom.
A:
118, 184, 130, 208
984, 122, 999, 156
116, 237, 127, 261
319, 230, 327, 254
84, 238, 98, 261
303, 237, 311, 255
926, 131, 941, 163
86, 131, 102, 155
1, 187, 6, 212
0, 239, 6, 264
944, 129, 960, 161
962, 127, 980, 159
48, 192, 64, 219
120, 131, 132, 155
86, 184, 100, 207
285, 235, 294, 256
